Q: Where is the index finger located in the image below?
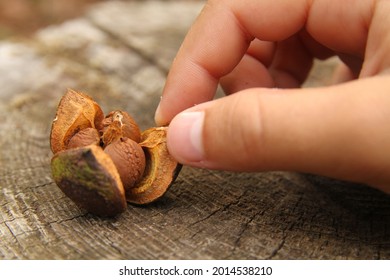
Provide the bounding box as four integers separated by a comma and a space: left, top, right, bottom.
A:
155, 0, 371, 125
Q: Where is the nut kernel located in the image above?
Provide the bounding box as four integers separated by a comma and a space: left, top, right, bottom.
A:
67, 127, 100, 149
104, 138, 146, 191
101, 110, 141, 146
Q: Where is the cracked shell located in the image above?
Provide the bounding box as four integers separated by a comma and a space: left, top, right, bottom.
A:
51, 145, 127, 217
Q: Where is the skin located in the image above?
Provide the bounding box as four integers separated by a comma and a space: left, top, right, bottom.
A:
154, 0, 390, 193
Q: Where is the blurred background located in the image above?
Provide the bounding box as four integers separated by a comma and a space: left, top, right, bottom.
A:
0, 0, 104, 39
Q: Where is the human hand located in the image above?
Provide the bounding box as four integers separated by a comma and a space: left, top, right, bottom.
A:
155, 0, 390, 193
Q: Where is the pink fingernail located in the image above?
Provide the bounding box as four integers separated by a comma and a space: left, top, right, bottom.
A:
167, 111, 205, 163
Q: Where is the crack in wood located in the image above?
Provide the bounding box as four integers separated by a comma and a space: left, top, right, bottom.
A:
86, 16, 169, 76
266, 238, 286, 260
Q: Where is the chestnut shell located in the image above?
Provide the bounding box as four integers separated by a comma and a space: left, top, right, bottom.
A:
51, 145, 126, 217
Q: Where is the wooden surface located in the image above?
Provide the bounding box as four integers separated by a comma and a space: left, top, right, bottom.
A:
1, 0, 390, 260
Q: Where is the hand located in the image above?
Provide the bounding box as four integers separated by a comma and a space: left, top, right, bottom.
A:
155, 0, 390, 193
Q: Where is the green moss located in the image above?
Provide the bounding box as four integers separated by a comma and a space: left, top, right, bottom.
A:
51, 147, 116, 199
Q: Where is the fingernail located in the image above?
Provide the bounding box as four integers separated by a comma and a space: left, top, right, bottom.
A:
168, 111, 205, 163
154, 102, 165, 126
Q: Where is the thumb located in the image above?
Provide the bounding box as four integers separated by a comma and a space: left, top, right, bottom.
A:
167, 77, 390, 192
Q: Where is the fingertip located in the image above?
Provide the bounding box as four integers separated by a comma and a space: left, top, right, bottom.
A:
167, 90, 268, 171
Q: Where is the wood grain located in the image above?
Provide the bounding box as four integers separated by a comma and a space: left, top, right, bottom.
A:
1, 0, 389, 259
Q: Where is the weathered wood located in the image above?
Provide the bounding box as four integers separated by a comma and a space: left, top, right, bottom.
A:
1, 0, 389, 260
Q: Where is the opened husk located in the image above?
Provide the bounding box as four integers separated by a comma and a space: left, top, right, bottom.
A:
50, 89, 104, 154
126, 127, 182, 204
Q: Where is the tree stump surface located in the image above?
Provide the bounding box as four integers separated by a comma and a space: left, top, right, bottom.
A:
1, 0, 389, 260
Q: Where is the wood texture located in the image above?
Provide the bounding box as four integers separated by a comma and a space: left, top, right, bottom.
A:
1, 0, 389, 260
